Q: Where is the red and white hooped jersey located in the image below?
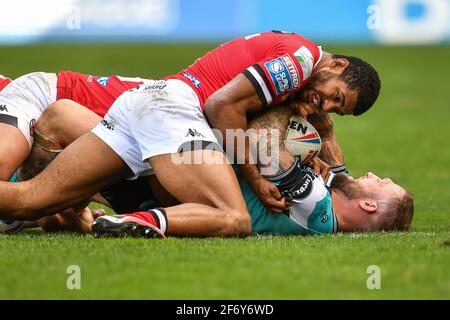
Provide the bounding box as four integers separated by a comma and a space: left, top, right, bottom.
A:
164, 31, 323, 109
57, 71, 145, 117
0, 75, 12, 91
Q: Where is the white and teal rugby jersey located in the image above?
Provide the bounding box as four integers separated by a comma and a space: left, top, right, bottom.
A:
235, 163, 338, 236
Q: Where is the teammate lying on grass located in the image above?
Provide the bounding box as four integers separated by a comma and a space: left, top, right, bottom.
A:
1, 100, 413, 236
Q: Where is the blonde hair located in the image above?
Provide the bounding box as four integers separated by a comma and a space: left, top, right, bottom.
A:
375, 190, 414, 231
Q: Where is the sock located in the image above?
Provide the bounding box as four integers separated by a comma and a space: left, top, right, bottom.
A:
123, 208, 168, 233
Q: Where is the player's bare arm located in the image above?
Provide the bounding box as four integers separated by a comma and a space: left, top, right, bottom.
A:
0, 91, 252, 237
205, 74, 289, 212
0, 129, 130, 221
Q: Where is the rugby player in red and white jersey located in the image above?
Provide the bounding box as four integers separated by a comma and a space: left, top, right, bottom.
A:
165, 30, 381, 211
0, 31, 381, 238
0, 71, 145, 181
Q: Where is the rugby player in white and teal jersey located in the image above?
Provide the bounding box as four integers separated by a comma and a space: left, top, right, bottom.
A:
0, 99, 413, 236
229, 107, 414, 235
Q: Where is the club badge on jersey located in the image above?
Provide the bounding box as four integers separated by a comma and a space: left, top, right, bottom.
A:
264, 54, 300, 95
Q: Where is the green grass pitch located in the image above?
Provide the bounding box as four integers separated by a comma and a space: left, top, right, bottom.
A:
0, 44, 449, 299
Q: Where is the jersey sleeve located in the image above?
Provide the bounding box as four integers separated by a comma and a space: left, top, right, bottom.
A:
243, 42, 322, 107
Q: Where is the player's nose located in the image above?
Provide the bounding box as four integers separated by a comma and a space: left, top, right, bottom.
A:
321, 100, 339, 114
366, 172, 378, 179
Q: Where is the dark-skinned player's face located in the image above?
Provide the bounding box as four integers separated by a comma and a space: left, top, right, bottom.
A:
299, 70, 358, 116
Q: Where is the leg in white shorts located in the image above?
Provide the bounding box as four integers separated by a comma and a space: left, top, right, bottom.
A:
0, 72, 57, 180
92, 79, 251, 237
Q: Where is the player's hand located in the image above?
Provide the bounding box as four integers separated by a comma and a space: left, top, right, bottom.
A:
290, 101, 317, 119
38, 207, 106, 234
252, 176, 289, 213
72, 207, 106, 233
309, 157, 331, 182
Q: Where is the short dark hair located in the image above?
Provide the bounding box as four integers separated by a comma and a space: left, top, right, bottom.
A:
332, 54, 381, 116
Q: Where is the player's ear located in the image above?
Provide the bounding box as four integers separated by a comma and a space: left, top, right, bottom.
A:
358, 199, 378, 213
330, 58, 349, 71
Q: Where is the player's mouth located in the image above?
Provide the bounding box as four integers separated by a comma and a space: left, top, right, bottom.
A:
299, 90, 322, 110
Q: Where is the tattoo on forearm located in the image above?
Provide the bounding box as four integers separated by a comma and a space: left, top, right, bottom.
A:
249, 105, 295, 176
248, 106, 346, 175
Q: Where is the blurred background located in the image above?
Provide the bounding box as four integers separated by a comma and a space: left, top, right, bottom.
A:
1, 0, 449, 44
0, 0, 448, 299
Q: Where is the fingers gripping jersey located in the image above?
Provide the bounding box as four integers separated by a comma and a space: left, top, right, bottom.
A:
0, 75, 12, 91
57, 71, 145, 117
164, 31, 323, 108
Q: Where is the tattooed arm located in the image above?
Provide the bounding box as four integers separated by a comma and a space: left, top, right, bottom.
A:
248, 107, 346, 172
243, 106, 347, 211
248, 106, 295, 176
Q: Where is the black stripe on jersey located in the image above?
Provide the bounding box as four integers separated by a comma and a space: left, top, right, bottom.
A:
243, 70, 268, 107
253, 64, 275, 99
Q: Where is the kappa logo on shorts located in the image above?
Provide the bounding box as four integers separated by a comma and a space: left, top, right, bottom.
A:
101, 119, 116, 130
264, 54, 300, 95
0, 104, 8, 112
185, 129, 205, 138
